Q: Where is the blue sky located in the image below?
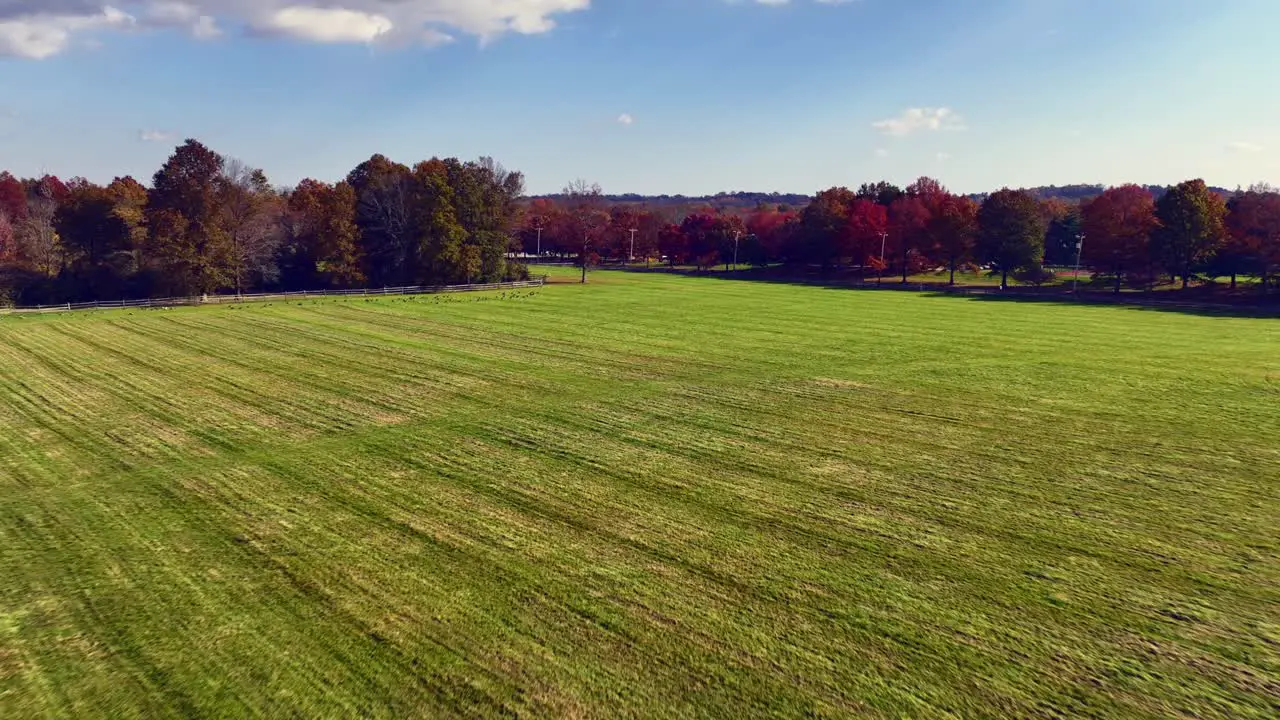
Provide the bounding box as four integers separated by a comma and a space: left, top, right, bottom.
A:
0, 0, 1276, 195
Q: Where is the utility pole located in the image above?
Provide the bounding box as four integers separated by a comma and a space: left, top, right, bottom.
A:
629, 228, 638, 264
535, 226, 543, 259
733, 231, 741, 271
1073, 233, 1085, 294
878, 231, 889, 285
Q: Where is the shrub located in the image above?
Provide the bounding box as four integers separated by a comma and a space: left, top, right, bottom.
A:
504, 262, 531, 282
1013, 264, 1057, 287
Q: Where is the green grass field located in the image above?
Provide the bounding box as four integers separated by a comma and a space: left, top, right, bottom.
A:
2, 271, 1278, 718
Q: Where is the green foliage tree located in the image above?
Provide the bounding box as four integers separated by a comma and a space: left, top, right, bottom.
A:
446, 157, 523, 282
798, 187, 855, 268
348, 154, 414, 287
977, 189, 1047, 289
348, 155, 524, 287
1042, 201, 1083, 267
459, 244, 482, 284
856, 181, 904, 207
1152, 179, 1227, 288
409, 159, 466, 284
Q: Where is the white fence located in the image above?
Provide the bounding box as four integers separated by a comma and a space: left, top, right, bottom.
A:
0, 278, 547, 316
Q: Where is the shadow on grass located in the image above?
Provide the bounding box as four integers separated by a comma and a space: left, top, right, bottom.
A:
919, 290, 1280, 319
635, 266, 1280, 319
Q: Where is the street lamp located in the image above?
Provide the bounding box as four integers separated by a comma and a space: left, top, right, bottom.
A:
878, 231, 889, 285
1073, 233, 1085, 294
731, 232, 757, 271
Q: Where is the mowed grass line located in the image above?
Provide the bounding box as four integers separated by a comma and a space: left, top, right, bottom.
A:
1, 274, 1278, 718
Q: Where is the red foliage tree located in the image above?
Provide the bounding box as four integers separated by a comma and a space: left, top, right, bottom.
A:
746, 206, 797, 263
928, 194, 979, 285
285, 179, 364, 288
560, 180, 609, 282
1226, 188, 1280, 292
32, 175, 70, 204
607, 205, 643, 261
680, 212, 744, 270
633, 209, 665, 265
888, 195, 932, 282
0, 171, 26, 221
846, 199, 888, 278
520, 198, 560, 257
1081, 185, 1157, 292
658, 223, 687, 266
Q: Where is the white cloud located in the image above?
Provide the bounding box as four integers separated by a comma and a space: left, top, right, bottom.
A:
145, 1, 221, 38
1227, 141, 1263, 154
873, 148, 888, 158
936, 151, 951, 162
616, 113, 634, 126
256, 7, 393, 43
0, 1, 590, 58
872, 107, 966, 137
139, 129, 175, 142
0, 6, 134, 59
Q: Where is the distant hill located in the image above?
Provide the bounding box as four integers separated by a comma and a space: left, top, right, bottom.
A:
533, 184, 1235, 210
968, 184, 1233, 203
531, 191, 811, 211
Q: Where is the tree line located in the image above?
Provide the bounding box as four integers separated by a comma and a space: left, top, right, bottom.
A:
0, 140, 529, 305
521, 178, 1280, 293
3, 141, 1277, 304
